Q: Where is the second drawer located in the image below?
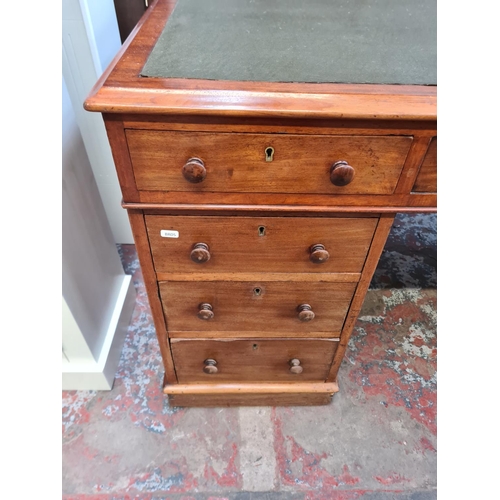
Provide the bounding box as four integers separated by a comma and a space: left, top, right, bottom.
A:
160, 280, 357, 337
147, 215, 377, 274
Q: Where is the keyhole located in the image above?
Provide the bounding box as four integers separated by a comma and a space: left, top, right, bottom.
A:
258, 226, 266, 236
265, 147, 274, 162
253, 343, 258, 350
253, 287, 262, 296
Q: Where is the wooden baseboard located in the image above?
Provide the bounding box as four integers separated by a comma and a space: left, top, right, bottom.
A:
169, 392, 335, 407
163, 381, 339, 407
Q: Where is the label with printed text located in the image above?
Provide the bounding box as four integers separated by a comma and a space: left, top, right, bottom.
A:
160, 230, 179, 238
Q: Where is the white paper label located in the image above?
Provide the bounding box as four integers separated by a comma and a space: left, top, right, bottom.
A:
160, 230, 179, 238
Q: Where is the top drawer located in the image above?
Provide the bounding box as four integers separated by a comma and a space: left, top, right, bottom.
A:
126, 131, 412, 195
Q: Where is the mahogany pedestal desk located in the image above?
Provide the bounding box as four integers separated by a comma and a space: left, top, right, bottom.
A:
85, 0, 437, 407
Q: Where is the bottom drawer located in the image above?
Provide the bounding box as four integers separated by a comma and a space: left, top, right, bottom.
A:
171, 339, 338, 383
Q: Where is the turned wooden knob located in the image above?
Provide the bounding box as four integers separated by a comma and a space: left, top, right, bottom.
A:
330, 160, 355, 186
297, 304, 315, 322
203, 359, 218, 374
309, 244, 329, 264
289, 359, 303, 374
182, 157, 206, 183
190, 243, 210, 263
198, 303, 214, 320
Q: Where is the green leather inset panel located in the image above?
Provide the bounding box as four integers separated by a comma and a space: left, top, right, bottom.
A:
141, 0, 436, 85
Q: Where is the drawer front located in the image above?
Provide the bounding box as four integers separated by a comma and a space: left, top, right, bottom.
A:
146, 215, 377, 274
160, 281, 356, 335
171, 339, 338, 383
127, 131, 412, 195
412, 137, 437, 193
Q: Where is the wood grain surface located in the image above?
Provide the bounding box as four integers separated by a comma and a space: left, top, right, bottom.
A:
122, 114, 437, 137
126, 130, 412, 195
163, 381, 339, 394
83, 1, 436, 121
155, 272, 361, 283
159, 280, 356, 334
165, 381, 339, 407
127, 210, 177, 383
83, 0, 437, 406
171, 338, 338, 383
327, 214, 396, 382
412, 137, 437, 193
127, 200, 437, 213
168, 393, 334, 407
103, 115, 140, 202
146, 215, 378, 274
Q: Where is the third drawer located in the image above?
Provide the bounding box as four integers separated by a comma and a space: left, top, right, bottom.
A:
159, 280, 357, 337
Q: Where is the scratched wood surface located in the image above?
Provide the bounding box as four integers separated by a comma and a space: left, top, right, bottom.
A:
84, 0, 436, 121
85, 0, 436, 405
127, 130, 412, 195
146, 215, 378, 274
412, 137, 437, 193
159, 280, 356, 334
171, 338, 339, 383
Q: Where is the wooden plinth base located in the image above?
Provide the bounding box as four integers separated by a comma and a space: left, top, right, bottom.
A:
163, 382, 339, 407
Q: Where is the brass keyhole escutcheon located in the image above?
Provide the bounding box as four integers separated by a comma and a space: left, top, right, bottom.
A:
253, 287, 262, 296
265, 147, 274, 162
258, 225, 266, 236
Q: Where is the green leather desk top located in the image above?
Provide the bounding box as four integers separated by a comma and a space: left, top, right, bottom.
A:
141, 0, 436, 85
